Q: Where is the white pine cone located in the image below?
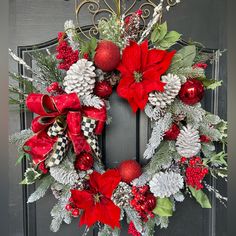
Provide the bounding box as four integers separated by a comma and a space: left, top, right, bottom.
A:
63, 59, 96, 97
148, 73, 181, 108
149, 171, 184, 198
176, 125, 201, 158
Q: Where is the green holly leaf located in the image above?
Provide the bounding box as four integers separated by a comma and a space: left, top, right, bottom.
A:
189, 186, 212, 208
153, 197, 173, 217
15, 152, 31, 165
20, 168, 41, 185
151, 22, 167, 43
196, 77, 223, 90
168, 45, 196, 72
80, 37, 98, 59
158, 31, 182, 50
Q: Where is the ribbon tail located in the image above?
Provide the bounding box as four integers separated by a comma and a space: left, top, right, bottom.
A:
23, 130, 57, 165
81, 117, 102, 159
45, 134, 69, 167
45, 121, 69, 167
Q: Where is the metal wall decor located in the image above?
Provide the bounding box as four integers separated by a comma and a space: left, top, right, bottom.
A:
75, 0, 179, 39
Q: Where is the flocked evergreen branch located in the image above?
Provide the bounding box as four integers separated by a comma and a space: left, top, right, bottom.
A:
9, 129, 34, 152
145, 141, 180, 175
81, 94, 104, 109
49, 159, 79, 186
27, 175, 54, 203
169, 100, 205, 125
124, 206, 143, 233
50, 187, 72, 232
143, 113, 172, 159
176, 66, 206, 78
131, 172, 152, 187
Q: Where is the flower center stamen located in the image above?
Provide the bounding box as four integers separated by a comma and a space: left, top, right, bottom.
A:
93, 193, 102, 204
134, 71, 143, 82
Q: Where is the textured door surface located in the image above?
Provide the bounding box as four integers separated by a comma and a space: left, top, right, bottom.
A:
9, 0, 227, 236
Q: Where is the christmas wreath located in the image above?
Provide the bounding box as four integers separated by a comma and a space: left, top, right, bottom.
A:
9, 1, 227, 235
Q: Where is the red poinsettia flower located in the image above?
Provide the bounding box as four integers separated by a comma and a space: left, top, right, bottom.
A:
71, 169, 121, 229
117, 41, 176, 112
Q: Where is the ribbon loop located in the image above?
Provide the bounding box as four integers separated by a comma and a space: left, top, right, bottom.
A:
24, 92, 107, 166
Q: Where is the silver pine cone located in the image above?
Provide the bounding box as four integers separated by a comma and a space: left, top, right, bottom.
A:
149, 171, 184, 198
176, 125, 201, 158
148, 74, 181, 108
63, 59, 96, 97
111, 182, 132, 207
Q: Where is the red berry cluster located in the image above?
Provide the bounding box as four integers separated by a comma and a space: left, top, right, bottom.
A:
56, 32, 79, 71
38, 162, 49, 174
200, 135, 211, 143
180, 156, 209, 190
128, 221, 141, 236
46, 82, 64, 95
130, 186, 156, 222
65, 197, 80, 217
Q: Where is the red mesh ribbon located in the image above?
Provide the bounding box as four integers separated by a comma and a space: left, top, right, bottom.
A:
24, 93, 106, 165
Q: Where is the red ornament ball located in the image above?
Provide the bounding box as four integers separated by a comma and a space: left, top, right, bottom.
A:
118, 160, 142, 183
146, 193, 157, 211
179, 79, 204, 105
65, 204, 73, 212
164, 123, 180, 140
75, 152, 94, 171
94, 81, 113, 99
94, 40, 120, 72
71, 209, 80, 217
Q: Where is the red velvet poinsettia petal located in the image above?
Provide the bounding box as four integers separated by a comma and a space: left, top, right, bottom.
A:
88, 171, 102, 192
128, 97, 139, 112
140, 40, 149, 71
131, 83, 148, 110
117, 63, 132, 77
98, 198, 121, 229
117, 76, 134, 99
146, 49, 167, 69
95, 169, 121, 199
120, 41, 141, 73
71, 190, 94, 209
142, 68, 166, 92
151, 50, 176, 75
79, 205, 99, 227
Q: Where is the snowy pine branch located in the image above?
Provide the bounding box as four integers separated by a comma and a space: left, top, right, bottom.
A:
27, 175, 54, 203
143, 113, 172, 159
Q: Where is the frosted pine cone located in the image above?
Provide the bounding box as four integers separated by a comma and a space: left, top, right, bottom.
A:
176, 125, 201, 158
63, 59, 96, 97
149, 171, 184, 198
111, 182, 133, 207
148, 74, 181, 108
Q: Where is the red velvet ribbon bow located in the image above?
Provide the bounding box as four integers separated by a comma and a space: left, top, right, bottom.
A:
24, 93, 107, 165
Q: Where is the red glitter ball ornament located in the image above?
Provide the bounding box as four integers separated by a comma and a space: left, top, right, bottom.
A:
179, 79, 204, 105
118, 160, 142, 183
164, 123, 180, 140
94, 40, 120, 72
94, 81, 113, 99
74, 152, 94, 171
146, 193, 157, 211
